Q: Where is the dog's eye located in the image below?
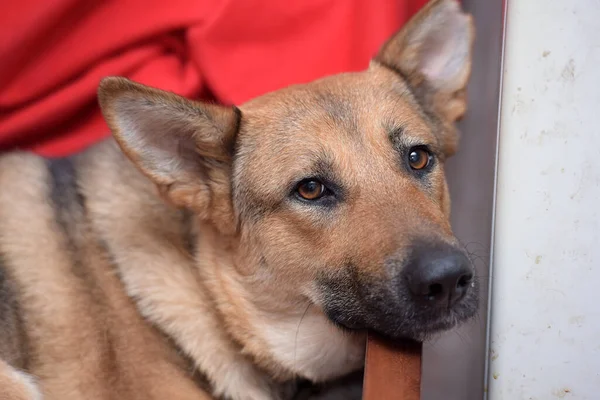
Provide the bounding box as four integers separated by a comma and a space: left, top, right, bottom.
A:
408, 147, 432, 170
296, 179, 326, 200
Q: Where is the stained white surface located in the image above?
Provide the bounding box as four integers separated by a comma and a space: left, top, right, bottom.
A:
489, 0, 600, 398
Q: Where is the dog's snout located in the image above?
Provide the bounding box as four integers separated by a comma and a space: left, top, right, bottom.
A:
321, 242, 479, 340
404, 247, 473, 307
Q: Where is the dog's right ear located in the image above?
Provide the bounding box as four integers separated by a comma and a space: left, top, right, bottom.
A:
98, 77, 239, 229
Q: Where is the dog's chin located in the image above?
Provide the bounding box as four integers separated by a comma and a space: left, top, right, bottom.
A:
324, 298, 478, 343
317, 267, 480, 343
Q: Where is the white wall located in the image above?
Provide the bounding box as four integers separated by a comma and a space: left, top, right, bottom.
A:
488, 0, 600, 398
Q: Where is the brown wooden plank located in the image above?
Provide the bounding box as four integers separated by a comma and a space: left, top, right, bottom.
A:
362, 334, 422, 400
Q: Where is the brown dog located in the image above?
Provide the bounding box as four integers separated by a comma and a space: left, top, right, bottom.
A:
0, 0, 476, 399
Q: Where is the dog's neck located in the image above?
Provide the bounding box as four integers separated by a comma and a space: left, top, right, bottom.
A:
193, 223, 367, 383
100, 191, 363, 397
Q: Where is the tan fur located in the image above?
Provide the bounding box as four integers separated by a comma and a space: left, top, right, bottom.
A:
0, 1, 475, 399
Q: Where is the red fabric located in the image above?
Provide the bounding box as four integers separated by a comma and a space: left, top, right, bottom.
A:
0, 0, 428, 157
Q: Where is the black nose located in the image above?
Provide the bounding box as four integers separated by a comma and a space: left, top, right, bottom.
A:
404, 246, 473, 307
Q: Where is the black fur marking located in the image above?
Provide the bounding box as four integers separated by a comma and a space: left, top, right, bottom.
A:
388, 125, 412, 167
47, 157, 85, 226
0, 254, 29, 369
47, 156, 88, 281
228, 106, 243, 157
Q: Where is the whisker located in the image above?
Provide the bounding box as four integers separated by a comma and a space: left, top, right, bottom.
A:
293, 302, 312, 377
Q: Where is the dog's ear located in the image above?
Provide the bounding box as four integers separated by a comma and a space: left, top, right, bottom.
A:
98, 77, 239, 232
375, 0, 474, 153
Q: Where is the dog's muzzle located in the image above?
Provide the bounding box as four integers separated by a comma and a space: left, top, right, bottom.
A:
318, 241, 479, 341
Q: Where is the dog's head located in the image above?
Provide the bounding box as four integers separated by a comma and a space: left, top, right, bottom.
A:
99, 0, 477, 343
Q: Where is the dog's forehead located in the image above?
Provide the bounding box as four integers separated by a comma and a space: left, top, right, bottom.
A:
232, 67, 451, 223
234, 67, 442, 195
239, 66, 435, 146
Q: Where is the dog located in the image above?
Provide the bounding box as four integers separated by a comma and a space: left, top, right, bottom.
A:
0, 0, 477, 398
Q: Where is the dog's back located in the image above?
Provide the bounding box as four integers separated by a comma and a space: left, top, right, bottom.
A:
0, 144, 212, 399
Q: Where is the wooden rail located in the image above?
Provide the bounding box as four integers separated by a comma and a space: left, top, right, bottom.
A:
362, 334, 422, 400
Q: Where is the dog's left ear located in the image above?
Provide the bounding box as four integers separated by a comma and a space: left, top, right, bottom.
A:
375, 0, 474, 154
98, 77, 239, 232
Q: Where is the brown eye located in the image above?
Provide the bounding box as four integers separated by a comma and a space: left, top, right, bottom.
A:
408, 147, 431, 170
297, 180, 325, 200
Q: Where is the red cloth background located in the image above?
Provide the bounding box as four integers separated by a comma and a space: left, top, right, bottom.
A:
0, 0, 428, 157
